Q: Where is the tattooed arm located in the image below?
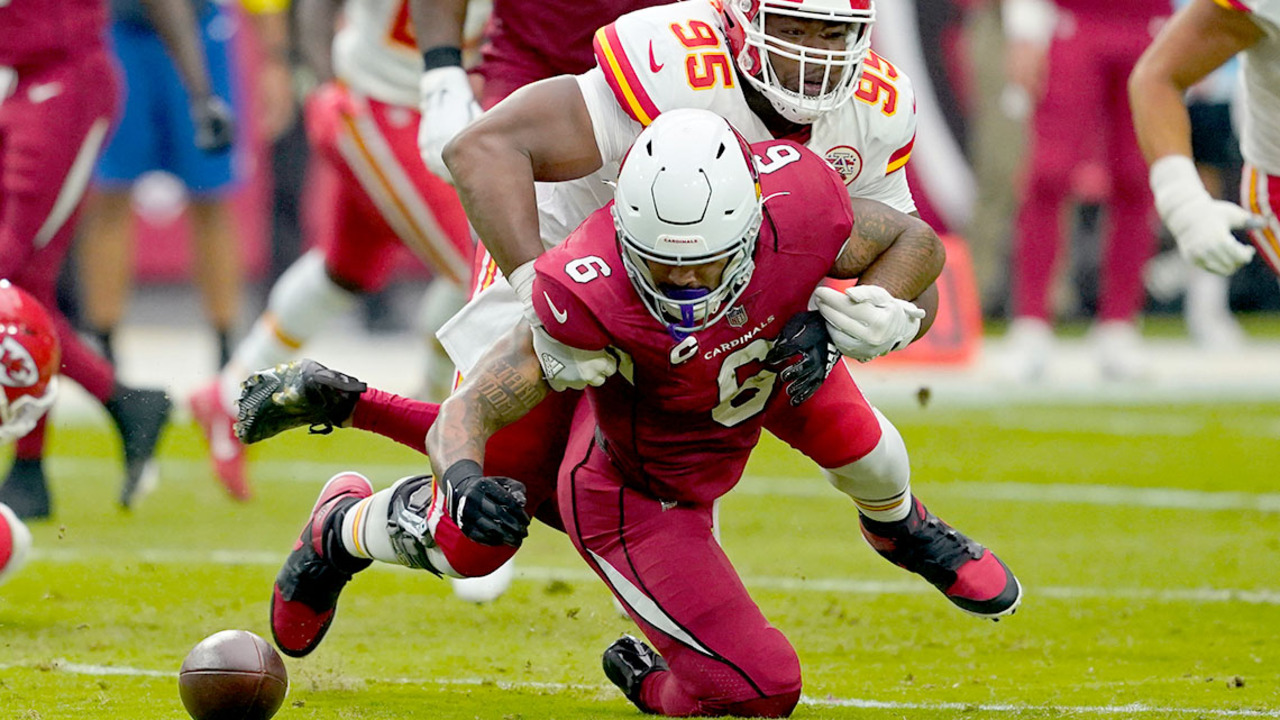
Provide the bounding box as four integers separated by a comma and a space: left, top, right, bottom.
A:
829, 197, 945, 338
425, 323, 549, 477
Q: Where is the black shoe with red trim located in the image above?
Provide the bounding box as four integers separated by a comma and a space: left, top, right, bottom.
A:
860, 497, 1021, 619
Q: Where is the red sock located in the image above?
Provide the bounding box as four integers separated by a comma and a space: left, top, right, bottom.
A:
14, 416, 47, 461
349, 388, 440, 454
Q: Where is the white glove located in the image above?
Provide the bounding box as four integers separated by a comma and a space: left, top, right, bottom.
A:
418, 66, 481, 183
531, 325, 617, 392
813, 285, 925, 362
1151, 155, 1261, 276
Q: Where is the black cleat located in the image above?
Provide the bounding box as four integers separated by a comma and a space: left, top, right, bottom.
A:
603, 635, 668, 713
861, 497, 1022, 620
106, 387, 172, 510
236, 360, 367, 445
0, 459, 51, 521
271, 472, 373, 657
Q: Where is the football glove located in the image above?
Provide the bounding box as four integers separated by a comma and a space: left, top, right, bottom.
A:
532, 325, 618, 392
441, 460, 530, 548
813, 284, 925, 363
191, 95, 235, 154
764, 311, 837, 406
418, 66, 481, 182
1151, 155, 1261, 277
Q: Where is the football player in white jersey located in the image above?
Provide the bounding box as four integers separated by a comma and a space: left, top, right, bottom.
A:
188, 0, 475, 500
1130, 0, 1280, 277
440, 0, 1021, 619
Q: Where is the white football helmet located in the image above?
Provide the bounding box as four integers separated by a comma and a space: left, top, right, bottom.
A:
720, 0, 875, 124
612, 109, 763, 335
0, 280, 61, 444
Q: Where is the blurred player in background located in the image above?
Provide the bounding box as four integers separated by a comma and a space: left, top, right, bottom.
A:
0, 282, 62, 586
1001, 0, 1170, 382
237, 113, 1018, 687
1130, 0, 1279, 282
77, 0, 293, 370
0, 0, 228, 519
430, 0, 1020, 616
189, 0, 478, 502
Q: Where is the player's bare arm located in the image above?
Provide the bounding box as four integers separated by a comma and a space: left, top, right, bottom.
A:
443, 77, 605, 274
802, 197, 941, 362
821, 197, 943, 341
296, 0, 343, 84
1129, 0, 1262, 164
410, 0, 468, 51
139, 0, 214, 102
1129, 0, 1264, 276
425, 323, 549, 477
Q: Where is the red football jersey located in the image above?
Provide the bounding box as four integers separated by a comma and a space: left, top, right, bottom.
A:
1051, 0, 1167, 18
532, 139, 853, 504
0, 0, 107, 67
489, 0, 671, 76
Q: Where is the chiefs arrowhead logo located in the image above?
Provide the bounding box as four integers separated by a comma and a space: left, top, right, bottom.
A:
824, 145, 863, 185
0, 337, 39, 388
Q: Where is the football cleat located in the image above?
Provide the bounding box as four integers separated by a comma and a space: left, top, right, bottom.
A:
0, 459, 50, 521
0, 501, 33, 586
271, 472, 372, 657
235, 360, 367, 445
190, 380, 249, 501
107, 387, 172, 510
860, 497, 1022, 620
603, 634, 668, 713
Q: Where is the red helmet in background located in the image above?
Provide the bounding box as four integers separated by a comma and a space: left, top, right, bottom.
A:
0, 281, 61, 443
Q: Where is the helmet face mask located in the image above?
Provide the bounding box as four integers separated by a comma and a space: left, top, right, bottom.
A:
722, 0, 875, 124
0, 281, 61, 444
612, 109, 764, 336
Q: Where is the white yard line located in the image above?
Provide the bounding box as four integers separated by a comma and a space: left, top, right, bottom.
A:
3, 661, 1276, 717
43, 457, 1280, 513
26, 547, 1280, 605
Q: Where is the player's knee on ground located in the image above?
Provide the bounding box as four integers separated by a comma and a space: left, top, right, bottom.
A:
823, 407, 909, 501
386, 474, 516, 578
679, 626, 802, 717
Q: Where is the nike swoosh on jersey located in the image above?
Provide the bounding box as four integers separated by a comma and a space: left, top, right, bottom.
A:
544, 291, 569, 324
648, 41, 664, 73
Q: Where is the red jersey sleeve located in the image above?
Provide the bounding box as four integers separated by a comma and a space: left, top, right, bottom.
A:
532, 258, 613, 352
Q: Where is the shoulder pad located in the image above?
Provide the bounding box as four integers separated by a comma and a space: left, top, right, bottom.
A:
592, 1, 735, 125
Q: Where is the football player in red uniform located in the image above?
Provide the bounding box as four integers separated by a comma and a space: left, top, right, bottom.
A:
244, 113, 1020, 713
435, 0, 1020, 618
0, 0, 231, 518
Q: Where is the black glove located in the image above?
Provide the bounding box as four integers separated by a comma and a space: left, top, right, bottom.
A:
442, 459, 530, 547
192, 95, 235, 153
764, 310, 838, 406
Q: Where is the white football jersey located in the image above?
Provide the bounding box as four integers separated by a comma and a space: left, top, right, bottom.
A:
442, 0, 919, 374
332, 0, 423, 107
536, 0, 918, 250
1220, 0, 1280, 174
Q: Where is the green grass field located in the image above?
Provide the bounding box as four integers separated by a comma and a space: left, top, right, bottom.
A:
2, 401, 1279, 719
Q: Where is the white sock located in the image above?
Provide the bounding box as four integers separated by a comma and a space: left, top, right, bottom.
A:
221, 250, 358, 408
340, 487, 400, 564
825, 407, 912, 522
339, 479, 458, 576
